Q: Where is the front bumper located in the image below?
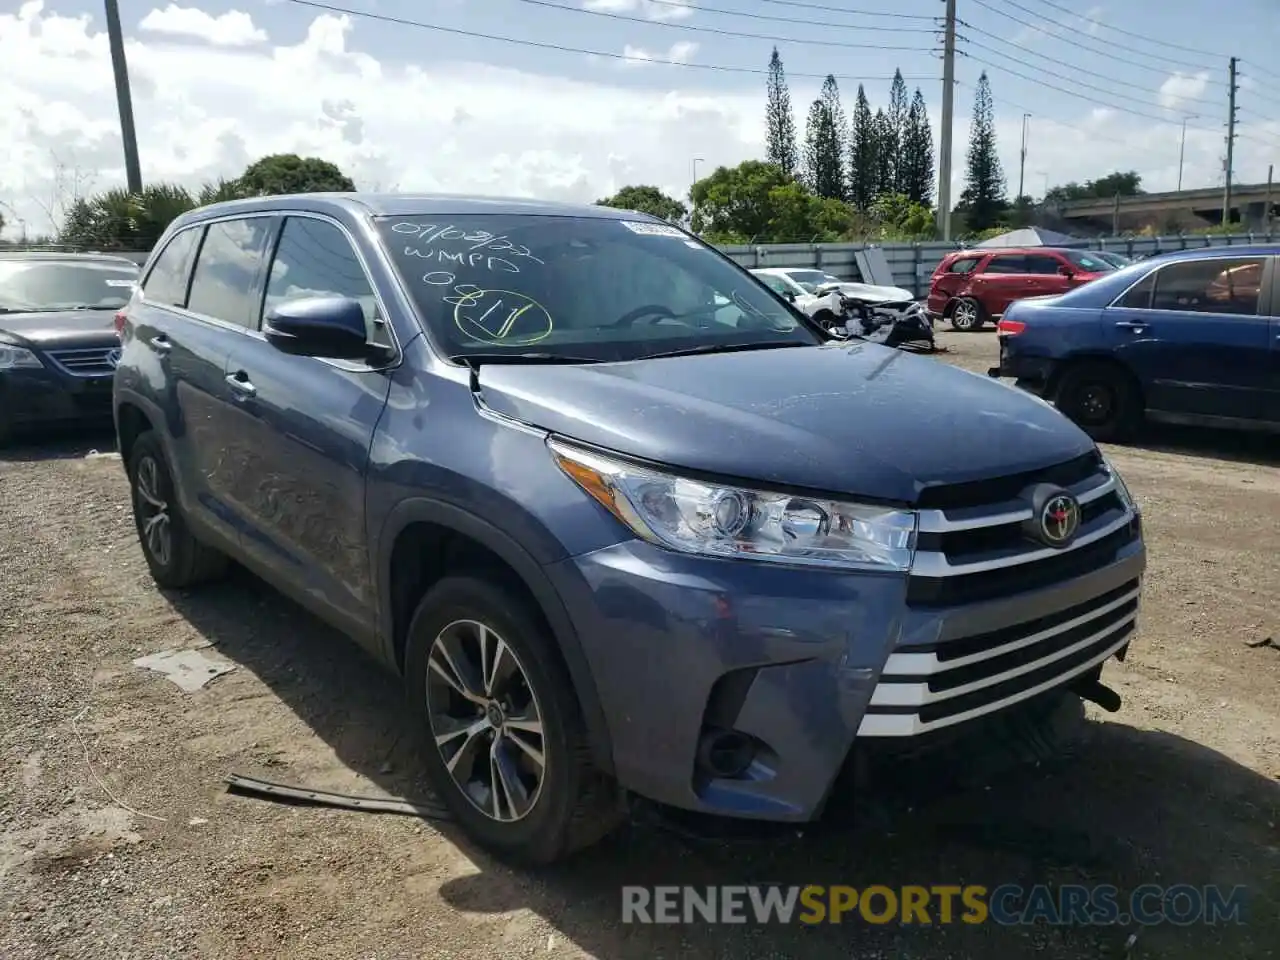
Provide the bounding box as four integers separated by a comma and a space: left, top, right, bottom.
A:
0, 367, 115, 432
546, 525, 1144, 822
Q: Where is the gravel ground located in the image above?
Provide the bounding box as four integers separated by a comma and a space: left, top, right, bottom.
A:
1, 329, 1277, 959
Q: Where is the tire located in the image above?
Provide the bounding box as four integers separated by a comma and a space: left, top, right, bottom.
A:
127, 430, 230, 588
948, 297, 985, 332
404, 575, 624, 865
810, 309, 840, 333
1053, 360, 1142, 442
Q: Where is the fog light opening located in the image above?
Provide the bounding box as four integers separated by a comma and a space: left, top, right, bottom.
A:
696, 729, 757, 780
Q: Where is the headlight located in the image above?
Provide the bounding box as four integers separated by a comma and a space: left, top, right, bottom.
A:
1101, 454, 1137, 514
549, 439, 917, 571
0, 345, 43, 370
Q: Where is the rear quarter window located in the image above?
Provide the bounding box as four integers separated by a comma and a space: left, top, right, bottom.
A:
945, 257, 980, 274
143, 227, 201, 307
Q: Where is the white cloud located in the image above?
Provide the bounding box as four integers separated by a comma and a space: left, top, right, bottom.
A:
1159, 71, 1209, 110
138, 3, 267, 46
620, 40, 699, 67
584, 0, 694, 22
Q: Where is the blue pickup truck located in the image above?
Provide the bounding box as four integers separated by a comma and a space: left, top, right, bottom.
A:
990, 245, 1280, 440
114, 194, 1145, 864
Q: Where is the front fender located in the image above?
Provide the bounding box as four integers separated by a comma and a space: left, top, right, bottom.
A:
375, 496, 615, 774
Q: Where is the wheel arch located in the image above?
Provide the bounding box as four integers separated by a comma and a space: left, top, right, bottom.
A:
377, 497, 614, 775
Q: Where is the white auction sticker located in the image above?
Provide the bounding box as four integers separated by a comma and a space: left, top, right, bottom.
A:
620, 220, 686, 238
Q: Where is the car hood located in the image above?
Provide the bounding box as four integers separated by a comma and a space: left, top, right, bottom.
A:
0, 310, 119, 349
476, 342, 1095, 504
824, 282, 916, 303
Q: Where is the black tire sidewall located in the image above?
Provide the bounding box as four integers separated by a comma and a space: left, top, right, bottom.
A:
403, 576, 583, 864
127, 432, 191, 585
1057, 364, 1136, 441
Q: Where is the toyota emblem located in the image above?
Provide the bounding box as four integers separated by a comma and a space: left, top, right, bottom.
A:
1039, 493, 1081, 546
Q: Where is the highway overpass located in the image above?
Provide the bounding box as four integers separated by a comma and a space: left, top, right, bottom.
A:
1055, 182, 1276, 231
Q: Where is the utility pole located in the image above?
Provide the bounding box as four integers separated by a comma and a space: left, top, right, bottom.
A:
936, 0, 957, 240
104, 0, 142, 194
1266, 163, 1274, 237
1018, 113, 1030, 200
1222, 56, 1238, 227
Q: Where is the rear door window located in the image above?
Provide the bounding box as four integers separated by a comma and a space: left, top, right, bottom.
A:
946, 257, 980, 274
186, 217, 276, 327
1149, 257, 1265, 316
143, 227, 201, 307
985, 255, 1027, 274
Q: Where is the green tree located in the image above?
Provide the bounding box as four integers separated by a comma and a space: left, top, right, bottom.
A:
869, 192, 935, 240
803, 75, 846, 200
597, 184, 687, 223
872, 108, 895, 200
236, 154, 356, 196
58, 183, 199, 249
1045, 170, 1143, 203
958, 72, 1007, 232
887, 69, 909, 195
847, 84, 877, 211
690, 160, 793, 240
901, 88, 935, 205
765, 47, 799, 177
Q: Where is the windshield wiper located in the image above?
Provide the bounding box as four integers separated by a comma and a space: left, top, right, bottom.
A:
643, 341, 812, 360
451, 352, 604, 366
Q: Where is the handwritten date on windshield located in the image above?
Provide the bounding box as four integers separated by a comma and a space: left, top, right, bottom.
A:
392, 222, 545, 266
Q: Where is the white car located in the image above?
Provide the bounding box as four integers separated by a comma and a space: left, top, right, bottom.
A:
750, 267, 916, 324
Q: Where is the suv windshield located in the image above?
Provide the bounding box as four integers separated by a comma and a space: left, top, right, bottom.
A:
376, 215, 819, 362
1061, 250, 1116, 273
0, 260, 139, 313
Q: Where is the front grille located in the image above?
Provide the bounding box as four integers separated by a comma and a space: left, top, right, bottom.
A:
46, 347, 118, 377
858, 579, 1140, 737
858, 455, 1143, 738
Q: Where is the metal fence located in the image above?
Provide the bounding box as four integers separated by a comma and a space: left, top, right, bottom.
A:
6, 230, 1277, 298
717, 230, 1280, 298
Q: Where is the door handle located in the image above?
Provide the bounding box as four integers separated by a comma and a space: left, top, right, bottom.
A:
149, 335, 172, 353
225, 373, 257, 399
1114, 321, 1148, 331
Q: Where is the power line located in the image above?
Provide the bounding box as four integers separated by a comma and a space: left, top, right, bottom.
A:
955, 80, 1140, 151
277, 0, 936, 81
572, 0, 941, 31
966, 52, 1279, 152
507, 0, 937, 51
969, 0, 1225, 78
1024, 0, 1253, 64
963, 35, 1217, 110
720, 0, 937, 21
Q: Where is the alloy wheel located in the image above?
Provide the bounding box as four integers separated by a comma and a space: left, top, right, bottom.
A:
135, 456, 172, 568
425, 619, 546, 822
952, 301, 978, 330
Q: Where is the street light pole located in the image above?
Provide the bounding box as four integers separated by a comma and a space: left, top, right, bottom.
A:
1177, 116, 1196, 192
1018, 113, 1030, 200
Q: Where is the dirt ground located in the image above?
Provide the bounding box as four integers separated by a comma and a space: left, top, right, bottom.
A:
2, 330, 1277, 960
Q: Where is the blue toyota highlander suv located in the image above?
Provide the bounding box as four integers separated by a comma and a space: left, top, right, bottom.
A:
113, 194, 1146, 864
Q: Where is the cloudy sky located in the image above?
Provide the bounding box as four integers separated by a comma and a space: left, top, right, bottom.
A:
2, 0, 1279, 238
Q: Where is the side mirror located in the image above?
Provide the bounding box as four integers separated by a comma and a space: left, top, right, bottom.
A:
263, 296, 377, 361
1057, 264, 1075, 278
783, 290, 797, 303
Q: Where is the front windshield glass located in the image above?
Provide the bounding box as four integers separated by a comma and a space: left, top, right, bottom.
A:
376, 215, 818, 361
0, 260, 139, 313
1061, 250, 1116, 272
784, 269, 841, 294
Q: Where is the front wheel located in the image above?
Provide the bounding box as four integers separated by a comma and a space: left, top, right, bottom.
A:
1053, 361, 1142, 442
404, 576, 624, 864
